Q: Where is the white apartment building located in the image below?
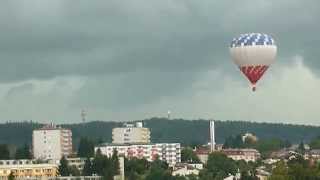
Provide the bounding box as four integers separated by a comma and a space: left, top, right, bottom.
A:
32, 124, 72, 160
95, 143, 181, 166
222, 148, 261, 162
112, 122, 151, 144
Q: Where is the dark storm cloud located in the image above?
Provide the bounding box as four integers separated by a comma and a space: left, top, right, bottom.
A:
0, 0, 320, 122
70, 71, 204, 109
1, 0, 319, 83
0, 0, 236, 83
5, 83, 34, 101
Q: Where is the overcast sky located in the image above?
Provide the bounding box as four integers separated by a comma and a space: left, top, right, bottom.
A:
0, 0, 319, 125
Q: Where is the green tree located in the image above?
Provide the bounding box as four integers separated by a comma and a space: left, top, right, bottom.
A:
286, 155, 320, 179
8, 172, 15, 180
82, 157, 93, 176
0, 144, 10, 160
145, 158, 172, 180
181, 147, 200, 163
200, 152, 237, 179
223, 135, 245, 149
309, 136, 320, 149
297, 141, 305, 154
92, 149, 119, 180
127, 170, 142, 180
69, 165, 81, 176
283, 139, 291, 148
58, 156, 70, 176
125, 157, 150, 180
15, 144, 31, 159
78, 137, 95, 158
254, 138, 287, 157
172, 176, 187, 180
269, 161, 290, 180
92, 149, 105, 175
186, 174, 198, 180
125, 158, 149, 177
111, 149, 120, 175
236, 160, 258, 179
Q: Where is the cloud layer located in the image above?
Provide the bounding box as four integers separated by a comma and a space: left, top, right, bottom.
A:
0, 0, 319, 124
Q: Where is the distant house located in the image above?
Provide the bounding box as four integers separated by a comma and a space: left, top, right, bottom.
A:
194, 148, 210, 164
172, 164, 201, 176
242, 133, 258, 143
262, 158, 280, 165
222, 149, 260, 162
307, 149, 320, 159
270, 149, 291, 159
224, 172, 241, 180
174, 163, 203, 170
256, 169, 271, 180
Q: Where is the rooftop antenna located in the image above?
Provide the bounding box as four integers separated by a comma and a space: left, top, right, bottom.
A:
81, 109, 86, 123
167, 110, 171, 119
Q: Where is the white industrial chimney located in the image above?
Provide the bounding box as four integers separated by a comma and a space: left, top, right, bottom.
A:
209, 120, 215, 152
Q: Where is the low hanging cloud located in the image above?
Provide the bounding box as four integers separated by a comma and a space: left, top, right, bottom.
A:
0, 0, 319, 123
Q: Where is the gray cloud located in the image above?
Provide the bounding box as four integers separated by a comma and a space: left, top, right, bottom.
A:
0, 0, 319, 123
3, 0, 318, 82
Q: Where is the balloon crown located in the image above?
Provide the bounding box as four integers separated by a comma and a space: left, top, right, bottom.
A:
230, 33, 275, 48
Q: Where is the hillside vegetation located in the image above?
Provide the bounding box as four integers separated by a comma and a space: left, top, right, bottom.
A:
0, 118, 319, 147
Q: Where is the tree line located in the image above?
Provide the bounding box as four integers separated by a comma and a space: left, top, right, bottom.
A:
223, 134, 291, 157
58, 149, 119, 180
269, 154, 320, 179
1, 118, 320, 148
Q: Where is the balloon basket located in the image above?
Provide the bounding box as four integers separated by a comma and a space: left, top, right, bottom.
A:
252, 85, 256, 92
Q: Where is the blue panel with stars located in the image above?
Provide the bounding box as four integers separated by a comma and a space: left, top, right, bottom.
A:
230, 33, 275, 48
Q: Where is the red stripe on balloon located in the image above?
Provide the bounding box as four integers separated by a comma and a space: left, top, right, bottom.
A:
239, 65, 269, 85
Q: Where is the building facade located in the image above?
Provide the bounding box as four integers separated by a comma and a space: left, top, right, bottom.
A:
194, 148, 210, 164
0, 159, 57, 179
112, 122, 151, 144
33, 124, 72, 160
95, 143, 181, 166
222, 148, 261, 162
65, 158, 87, 172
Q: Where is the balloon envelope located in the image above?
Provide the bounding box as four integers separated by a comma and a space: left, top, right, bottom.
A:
230, 33, 277, 91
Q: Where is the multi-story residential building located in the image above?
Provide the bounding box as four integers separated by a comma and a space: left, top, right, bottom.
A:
222, 148, 261, 162
95, 143, 181, 166
0, 159, 58, 179
112, 122, 151, 144
32, 124, 72, 160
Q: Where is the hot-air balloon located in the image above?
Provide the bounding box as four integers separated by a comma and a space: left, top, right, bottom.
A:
230, 33, 277, 91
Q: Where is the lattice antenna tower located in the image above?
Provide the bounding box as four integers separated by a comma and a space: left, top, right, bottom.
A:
81, 109, 86, 123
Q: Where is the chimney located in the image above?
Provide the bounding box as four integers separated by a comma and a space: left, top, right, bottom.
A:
210, 120, 215, 152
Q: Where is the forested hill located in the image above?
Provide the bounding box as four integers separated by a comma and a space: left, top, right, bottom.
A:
1, 118, 320, 147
